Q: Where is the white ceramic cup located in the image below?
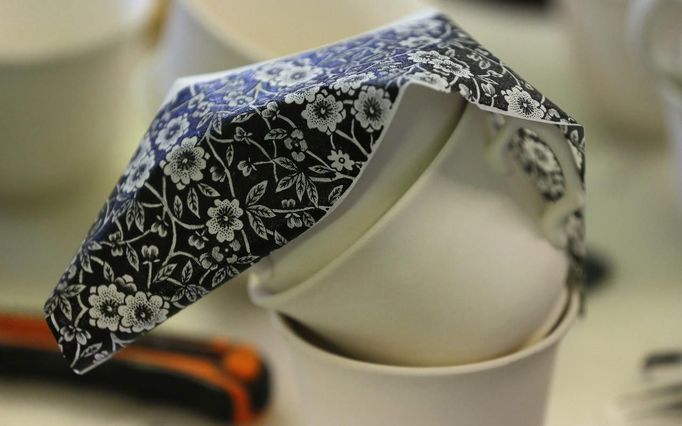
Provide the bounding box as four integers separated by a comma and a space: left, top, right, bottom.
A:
629, 0, 682, 206
274, 288, 578, 426
143, 0, 428, 112
0, 0, 155, 199
250, 86, 584, 366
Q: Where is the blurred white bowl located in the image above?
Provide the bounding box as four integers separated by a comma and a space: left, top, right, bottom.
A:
0, 0, 156, 199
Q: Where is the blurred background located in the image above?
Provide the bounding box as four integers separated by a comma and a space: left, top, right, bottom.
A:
0, 0, 681, 425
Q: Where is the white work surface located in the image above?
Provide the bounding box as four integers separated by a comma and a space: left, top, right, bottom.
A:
1, 2, 681, 425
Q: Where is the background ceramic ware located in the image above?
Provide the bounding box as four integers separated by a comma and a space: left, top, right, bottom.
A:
555, 0, 666, 140
274, 288, 578, 426
0, 0, 156, 199
143, 0, 427, 115
250, 101, 582, 366
629, 0, 682, 207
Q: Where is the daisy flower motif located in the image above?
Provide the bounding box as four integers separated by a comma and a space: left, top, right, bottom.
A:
276, 65, 323, 87
502, 86, 546, 120
121, 139, 155, 194
149, 111, 171, 140
187, 92, 205, 109
521, 135, 561, 174
161, 137, 207, 190
187, 92, 211, 117
399, 36, 439, 48
432, 59, 473, 79
225, 94, 253, 108
353, 87, 392, 132
331, 72, 376, 95
118, 292, 169, 333
155, 114, 190, 151
253, 62, 293, 84
409, 71, 450, 91
206, 199, 244, 242
301, 93, 346, 133
88, 284, 126, 332
407, 50, 450, 64
219, 76, 247, 93
284, 86, 320, 105
327, 149, 355, 172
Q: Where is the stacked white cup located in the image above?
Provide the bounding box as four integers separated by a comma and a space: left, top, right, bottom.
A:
246, 85, 581, 426
159, 5, 584, 425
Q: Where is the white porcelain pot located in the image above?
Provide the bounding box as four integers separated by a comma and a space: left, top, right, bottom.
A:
0, 0, 155, 199
250, 88, 583, 366
274, 288, 579, 426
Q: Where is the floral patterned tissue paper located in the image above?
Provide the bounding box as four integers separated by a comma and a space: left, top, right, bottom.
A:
44, 12, 585, 374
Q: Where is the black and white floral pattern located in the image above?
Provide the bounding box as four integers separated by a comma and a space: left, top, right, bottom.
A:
509, 128, 566, 202
44, 13, 585, 373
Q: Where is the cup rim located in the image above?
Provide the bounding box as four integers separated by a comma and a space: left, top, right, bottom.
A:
272, 288, 579, 377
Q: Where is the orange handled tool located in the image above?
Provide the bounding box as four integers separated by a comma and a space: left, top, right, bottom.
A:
0, 313, 270, 424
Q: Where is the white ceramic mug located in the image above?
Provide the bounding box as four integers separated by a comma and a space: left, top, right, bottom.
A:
142, 0, 428, 113
629, 0, 682, 206
250, 84, 584, 366
0, 0, 155, 199
274, 288, 578, 426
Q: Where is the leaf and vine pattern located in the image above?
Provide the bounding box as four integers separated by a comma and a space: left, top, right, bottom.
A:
45, 12, 585, 373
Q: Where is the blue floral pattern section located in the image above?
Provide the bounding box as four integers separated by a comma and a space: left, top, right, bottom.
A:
44, 13, 585, 373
